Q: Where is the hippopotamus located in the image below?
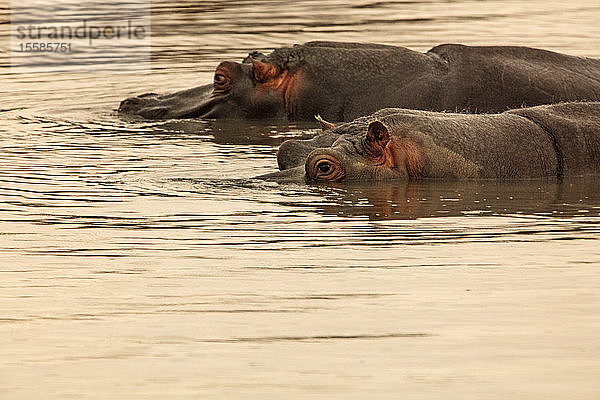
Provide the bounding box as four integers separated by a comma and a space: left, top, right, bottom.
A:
258, 102, 600, 183
119, 41, 600, 121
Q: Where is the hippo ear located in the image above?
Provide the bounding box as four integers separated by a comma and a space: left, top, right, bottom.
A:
366, 121, 390, 148
251, 58, 279, 83
315, 114, 335, 131
363, 120, 391, 159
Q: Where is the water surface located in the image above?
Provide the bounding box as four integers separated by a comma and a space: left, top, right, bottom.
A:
1, 1, 600, 399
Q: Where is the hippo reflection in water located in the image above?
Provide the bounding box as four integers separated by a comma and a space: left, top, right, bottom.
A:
119, 41, 600, 121
257, 102, 600, 183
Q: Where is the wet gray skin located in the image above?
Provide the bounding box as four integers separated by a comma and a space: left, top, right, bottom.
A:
118, 84, 215, 119
119, 41, 600, 121
257, 102, 600, 183
118, 52, 287, 119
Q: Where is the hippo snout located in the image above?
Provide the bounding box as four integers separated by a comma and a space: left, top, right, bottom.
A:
254, 165, 307, 183
118, 96, 143, 113
118, 95, 171, 119
277, 132, 341, 170
277, 139, 315, 170
118, 84, 216, 119
119, 93, 160, 113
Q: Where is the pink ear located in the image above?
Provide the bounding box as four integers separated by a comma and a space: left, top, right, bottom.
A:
251, 58, 279, 82
366, 121, 390, 148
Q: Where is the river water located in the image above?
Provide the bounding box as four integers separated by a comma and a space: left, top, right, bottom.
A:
1, 1, 600, 399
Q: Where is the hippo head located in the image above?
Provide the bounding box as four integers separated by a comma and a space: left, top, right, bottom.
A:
258, 120, 428, 183
119, 54, 299, 120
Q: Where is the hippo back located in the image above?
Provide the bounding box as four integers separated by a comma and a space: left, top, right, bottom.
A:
265, 42, 447, 120
375, 109, 559, 179
509, 102, 600, 177
431, 44, 600, 113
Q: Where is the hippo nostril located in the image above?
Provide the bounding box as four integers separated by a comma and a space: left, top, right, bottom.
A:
119, 97, 141, 112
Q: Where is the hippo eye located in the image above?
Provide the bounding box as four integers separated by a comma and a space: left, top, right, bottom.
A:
214, 73, 226, 85
307, 155, 346, 182
318, 161, 331, 173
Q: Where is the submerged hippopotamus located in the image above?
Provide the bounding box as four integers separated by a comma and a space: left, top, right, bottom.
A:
119, 41, 600, 121
258, 102, 600, 182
